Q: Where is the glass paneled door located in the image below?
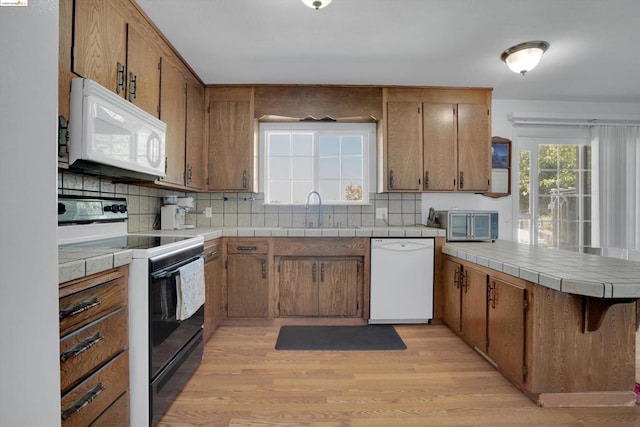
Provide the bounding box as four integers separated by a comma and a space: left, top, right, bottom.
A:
517, 133, 593, 252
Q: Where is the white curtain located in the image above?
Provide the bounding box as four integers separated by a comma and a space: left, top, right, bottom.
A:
596, 126, 640, 260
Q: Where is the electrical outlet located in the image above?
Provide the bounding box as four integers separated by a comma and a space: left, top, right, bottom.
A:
376, 208, 387, 219
204, 207, 212, 218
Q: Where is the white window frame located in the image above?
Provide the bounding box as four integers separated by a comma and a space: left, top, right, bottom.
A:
259, 122, 376, 205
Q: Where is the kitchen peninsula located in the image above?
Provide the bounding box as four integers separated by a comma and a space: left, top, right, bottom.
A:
442, 240, 640, 407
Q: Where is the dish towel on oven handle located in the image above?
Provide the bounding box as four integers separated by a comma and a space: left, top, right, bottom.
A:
175, 257, 205, 321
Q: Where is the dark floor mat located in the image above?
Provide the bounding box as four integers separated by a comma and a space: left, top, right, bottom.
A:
275, 325, 407, 350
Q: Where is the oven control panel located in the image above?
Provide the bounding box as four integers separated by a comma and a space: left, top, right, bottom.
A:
58, 195, 128, 224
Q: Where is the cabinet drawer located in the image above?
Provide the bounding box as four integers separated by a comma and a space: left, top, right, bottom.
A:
60, 307, 128, 393
89, 391, 129, 427
59, 275, 127, 335
204, 239, 221, 262
227, 240, 268, 254
61, 351, 129, 427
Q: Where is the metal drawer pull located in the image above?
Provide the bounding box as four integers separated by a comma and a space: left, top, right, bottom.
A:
206, 250, 218, 257
261, 260, 267, 279
320, 263, 325, 282
59, 298, 100, 320
61, 382, 105, 420
312, 263, 317, 282
236, 246, 257, 251
60, 332, 104, 363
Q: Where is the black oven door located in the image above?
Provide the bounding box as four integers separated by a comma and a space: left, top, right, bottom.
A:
149, 261, 204, 380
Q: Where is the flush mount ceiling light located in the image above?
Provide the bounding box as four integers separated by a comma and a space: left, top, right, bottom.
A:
501, 41, 550, 75
301, 0, 332, 10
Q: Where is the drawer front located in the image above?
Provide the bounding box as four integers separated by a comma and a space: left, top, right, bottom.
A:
60, 276, 127, 335
228, 240, 268, 254
204, 239, 221, 263
61, 351, 129, 427
60, 308, 128, 393
89, 391, 129, 427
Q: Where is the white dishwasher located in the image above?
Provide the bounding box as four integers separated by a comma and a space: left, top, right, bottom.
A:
369, 238, 434, 324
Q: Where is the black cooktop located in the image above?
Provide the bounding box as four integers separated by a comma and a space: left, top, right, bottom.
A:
59, 235, 193, 250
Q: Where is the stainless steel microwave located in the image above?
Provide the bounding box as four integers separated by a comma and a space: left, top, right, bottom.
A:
435, 210, 499, 241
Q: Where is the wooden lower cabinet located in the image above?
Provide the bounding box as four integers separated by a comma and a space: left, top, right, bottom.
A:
460, 265, 488, 351
442, 258, 462, 333
204, 238, 223, 340
59, 266, 129, 426
278, 257, 361, 317
226, 239, 270, 318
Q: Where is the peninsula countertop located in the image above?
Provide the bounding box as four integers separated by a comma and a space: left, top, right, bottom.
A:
443, 240, 640, 298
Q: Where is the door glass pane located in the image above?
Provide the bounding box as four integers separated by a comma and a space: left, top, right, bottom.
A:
519, 151, 530, 215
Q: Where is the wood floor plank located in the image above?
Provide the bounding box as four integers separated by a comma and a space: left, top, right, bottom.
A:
158, 324, 640, 427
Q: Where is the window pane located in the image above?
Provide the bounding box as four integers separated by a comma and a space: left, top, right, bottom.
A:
341, 157, 362, 180
342, 137, 362, 155
269, 134, 290, 155
559, 145, 577, 169
538, 145, 558, 169
519, 151, 530, 215
518, 219, 531, 244
319, 135, 340, 155
268, 181, 290, 204
319, 158, 339, 179
559, 171, 578, 190
269, 157, 290, 180
319, 180, 341, 201
292, 133, 313, 156
292, 181, 313, 204
292, 157, 312, 180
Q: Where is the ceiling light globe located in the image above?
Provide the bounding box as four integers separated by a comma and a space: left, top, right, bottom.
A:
301, 0, 332, 10
501, 41, 550, 76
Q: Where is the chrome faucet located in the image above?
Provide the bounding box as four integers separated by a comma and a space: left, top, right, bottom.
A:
305, 190, 322, 228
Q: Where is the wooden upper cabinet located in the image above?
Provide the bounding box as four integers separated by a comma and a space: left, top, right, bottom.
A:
422, 103, 457, 191
457, 103, 491, 191
159, 59, 187, 186
208, 99, 254, 191
386, 102, 423, 191
126, 26, 160, 118
185, 79, 206, 190
73, 0, 127, 95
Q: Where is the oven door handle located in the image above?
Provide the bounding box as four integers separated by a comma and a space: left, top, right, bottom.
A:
151, 254, 204, 280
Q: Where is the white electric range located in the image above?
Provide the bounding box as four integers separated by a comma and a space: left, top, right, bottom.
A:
58, 195, 205, 427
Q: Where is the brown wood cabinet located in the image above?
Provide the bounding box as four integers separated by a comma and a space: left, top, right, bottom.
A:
207, 87, 255, 192
278, 257, 361, 317
59, 266, 129, 426
204, 238, 223, 341
185, 79, 207, 190
442, 258, 462, 333
225, 239, 270, 318
126, 25, 160, 117
460, 264, 488, 351
158, 59, 187, 186
384, 87, 492, 193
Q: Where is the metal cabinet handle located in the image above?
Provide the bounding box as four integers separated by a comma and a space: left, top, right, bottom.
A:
488, 282, 497, 308
61, 383, 105, 420
59, 298, 100, 320
453, 270, 460, 289
237, 246, 257, 251
312, 263, 317, 282
424, 170, 429, 189
459, 171, 464, 189
60, 332, 103, 363
261, 259, 267, 279
320, 263, 325, 282
116, 62, 125, 94
389, 170, 395, 189
242, 170, 248, 189
128, 72, 137, 102
461, 270, 469, 293
186, 164, 193, 184
206, 250, 218, 258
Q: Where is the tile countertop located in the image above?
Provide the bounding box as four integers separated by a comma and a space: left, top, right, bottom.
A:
58, 226, 445, 284
443, 240, 640, 299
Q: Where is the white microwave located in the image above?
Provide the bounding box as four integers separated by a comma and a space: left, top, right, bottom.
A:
435, 210, 499, 241
69, 78, 167, 181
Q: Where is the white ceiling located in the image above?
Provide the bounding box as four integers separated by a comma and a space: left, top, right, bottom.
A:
136, 0, 640, 103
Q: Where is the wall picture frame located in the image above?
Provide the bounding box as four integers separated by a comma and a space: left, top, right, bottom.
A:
491, 137, 511, 169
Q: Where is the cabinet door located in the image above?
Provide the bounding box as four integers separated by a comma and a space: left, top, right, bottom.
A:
203, 240, 223, 341
386, 102, 422, 191
159, 60, 186, 185
422, 103, 457, 191
443, 259, 461, 333
488, 278, 526, 385
208, 101, 253, 191
460, 265, 488, 351
126, 26, 160, 118
227, 254, 269, 318
278, 259, 318, 316
73, 0, 127, 95
318, 259, 360, 317
185, 79, 206, 190
457, 103, 490, 191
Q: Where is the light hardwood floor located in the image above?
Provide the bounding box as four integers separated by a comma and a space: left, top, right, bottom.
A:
159, 324, 640, 426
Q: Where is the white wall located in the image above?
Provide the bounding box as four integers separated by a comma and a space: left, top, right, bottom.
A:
422, 98, 640, 241
0, 2, 60, 426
